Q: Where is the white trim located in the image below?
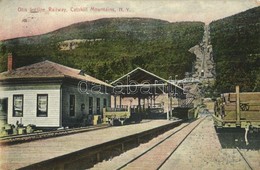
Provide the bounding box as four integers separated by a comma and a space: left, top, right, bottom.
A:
114, 83, 167, 88
109, 67, 199, 96
110, 67, 141, 85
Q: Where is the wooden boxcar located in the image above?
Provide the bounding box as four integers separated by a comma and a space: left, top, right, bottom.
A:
103, 106, 142, 126
212, 86, 260, 144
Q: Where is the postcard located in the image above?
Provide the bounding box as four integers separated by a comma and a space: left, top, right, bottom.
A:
0, 0, 259, 169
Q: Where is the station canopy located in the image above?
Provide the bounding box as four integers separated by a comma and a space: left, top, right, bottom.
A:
110, 67, 184, 98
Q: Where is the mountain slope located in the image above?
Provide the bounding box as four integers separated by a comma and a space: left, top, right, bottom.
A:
210, 6, 260, 92
0, 18, 204, 81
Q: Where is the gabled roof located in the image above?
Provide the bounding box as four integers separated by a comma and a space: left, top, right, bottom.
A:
0, 60, 112, 87
111, 67, 165, 84
111, 67, 183, 90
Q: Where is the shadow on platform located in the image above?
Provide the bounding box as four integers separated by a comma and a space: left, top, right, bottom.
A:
215, 128, 260, 150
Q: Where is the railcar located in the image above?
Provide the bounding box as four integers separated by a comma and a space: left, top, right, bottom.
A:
103, 106, 142, 126
212, 86, 260, 144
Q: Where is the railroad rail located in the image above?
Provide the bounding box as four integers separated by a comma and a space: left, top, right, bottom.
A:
0, 124, 110, 145
0, 120, 154, 145
117, 116, 206, 170
236, 147, 254, 170
16, 120, 183, 170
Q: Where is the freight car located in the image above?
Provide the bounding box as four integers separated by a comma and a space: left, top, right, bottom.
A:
103, 106, 142, 126
212, 86, 260, 144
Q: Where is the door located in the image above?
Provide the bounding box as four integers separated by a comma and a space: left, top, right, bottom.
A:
0, 98, 8, 127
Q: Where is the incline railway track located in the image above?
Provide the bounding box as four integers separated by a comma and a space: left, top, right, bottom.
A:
0, 124, 110, 145
116, 116, 207, 170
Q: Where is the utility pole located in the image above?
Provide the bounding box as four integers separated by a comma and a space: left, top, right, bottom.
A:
175, 75, 178, 97
167, 76, 172, 120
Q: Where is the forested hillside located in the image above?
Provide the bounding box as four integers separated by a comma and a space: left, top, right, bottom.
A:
0, 18, 204, 81
210, 7, 260, 92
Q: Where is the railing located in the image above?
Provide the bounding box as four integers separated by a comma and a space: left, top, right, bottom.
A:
178, 97, 195, 108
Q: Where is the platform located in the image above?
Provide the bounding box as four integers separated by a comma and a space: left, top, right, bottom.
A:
0, 120, 180, 170
92, 116, 260, 170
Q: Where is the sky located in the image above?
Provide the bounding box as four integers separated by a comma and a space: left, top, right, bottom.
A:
0, 0, 259, 41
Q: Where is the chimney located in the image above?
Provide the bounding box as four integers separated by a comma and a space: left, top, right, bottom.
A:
8, 53, 13, 71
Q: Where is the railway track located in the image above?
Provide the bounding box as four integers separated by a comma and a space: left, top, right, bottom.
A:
0, 124, 110, 145
0, 120, 157, 145
116, 116, 207, 170
236, 147, 254, 170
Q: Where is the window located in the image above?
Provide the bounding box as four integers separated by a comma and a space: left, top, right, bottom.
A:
69, 95, 75, 117
89, 97, 93, 115
0, 98, 8, 116
37, 94, 48, 117
103, 98, 107, 108
97, 98, 100, 115
13, 95, 23, 117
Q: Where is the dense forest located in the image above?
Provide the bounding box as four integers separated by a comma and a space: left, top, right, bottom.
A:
1, 6, 259, 93
210, 6, 260, 92
0, 18, 204, 82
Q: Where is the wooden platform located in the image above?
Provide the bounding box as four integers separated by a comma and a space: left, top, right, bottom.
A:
0, 120, 180, 170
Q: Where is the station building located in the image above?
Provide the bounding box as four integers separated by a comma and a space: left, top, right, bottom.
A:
0, 53, 112, 128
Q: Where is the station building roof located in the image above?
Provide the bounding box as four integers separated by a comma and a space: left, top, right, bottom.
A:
0, 60, 112, 87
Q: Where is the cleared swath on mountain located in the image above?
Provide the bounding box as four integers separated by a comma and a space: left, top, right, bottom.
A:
210, 6, 260, 92
0, 18, 204, 81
